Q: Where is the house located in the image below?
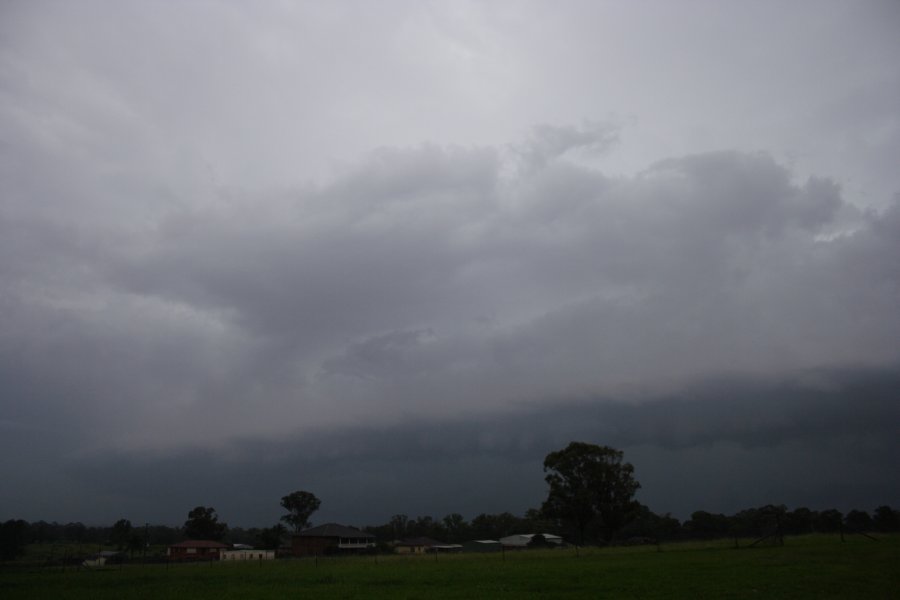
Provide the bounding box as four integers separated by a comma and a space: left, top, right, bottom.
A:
221, 549, 276, 561
394, 537, 463, 554
167, 539, 229, 560
498, 533, 564, 549
291, 523, 376, 556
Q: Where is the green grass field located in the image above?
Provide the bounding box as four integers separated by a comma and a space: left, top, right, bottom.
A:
2, 535, 897, 599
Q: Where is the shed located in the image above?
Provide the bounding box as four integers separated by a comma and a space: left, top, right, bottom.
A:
394, 537, 462, 554
462, 539, 503, 553
499, 533, 564, 548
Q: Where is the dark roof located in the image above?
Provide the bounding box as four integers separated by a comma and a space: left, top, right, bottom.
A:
297, 523, 373, 538
169, 539, 229, 549
396, 537, 447, 547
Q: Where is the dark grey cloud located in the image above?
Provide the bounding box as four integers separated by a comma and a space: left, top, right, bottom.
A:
58, 366, 900, 525
2, 1, 899, 526
3, 141, 899, 483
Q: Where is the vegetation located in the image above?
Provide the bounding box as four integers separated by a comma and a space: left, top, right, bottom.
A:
183, 507, 227, 541
0, 521, 29, 561
2, 444, 897, 559
280, 491, 321, 533
1, 534, 897, 599
541, 442, 641, 543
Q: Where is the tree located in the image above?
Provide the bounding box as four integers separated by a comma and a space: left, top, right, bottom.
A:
814, 509, 843, 533
63, 522, 86, 542
183, 506, 227, 541
110, 519, 133, 550
685, 510, 730, 539
873, 505, 899, 532
0, 520, 30, 561
783, 507, 815, 535
844, 509, 873, 532
441, 513, 468, 543
469, 512, 522, 540
389, 514, 409, 539
280, 491, 321, 533
258, 524, 287, 549
618, 503, 682, 541
541, 442, 641, 544
127, 533, 144, 558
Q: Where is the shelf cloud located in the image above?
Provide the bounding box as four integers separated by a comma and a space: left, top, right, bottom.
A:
1, 0, 898, 526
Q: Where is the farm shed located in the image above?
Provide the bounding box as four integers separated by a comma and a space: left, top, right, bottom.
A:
394, 537, 463, 554
499, 533, 564, 548
462, 539, 502, 553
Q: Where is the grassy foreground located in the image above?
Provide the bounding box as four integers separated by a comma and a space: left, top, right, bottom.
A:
1, 535, 897, 599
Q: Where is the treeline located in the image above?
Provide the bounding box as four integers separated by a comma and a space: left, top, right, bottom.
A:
361, 504, 900, 547
4, 503, 897, 561
621, 504, 900, 542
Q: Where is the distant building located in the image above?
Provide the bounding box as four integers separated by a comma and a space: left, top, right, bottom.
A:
82, 551, 125, 567
462, 539, 503, 553
167, 540, 229, 560
291, 523, 376, 556
499, 533, 564, 548
221, 549, 276, 561
394, 537, 462, 554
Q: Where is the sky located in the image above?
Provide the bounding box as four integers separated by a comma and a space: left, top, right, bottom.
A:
1, 0, 899, 529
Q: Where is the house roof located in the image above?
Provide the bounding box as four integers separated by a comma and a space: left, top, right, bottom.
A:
297, 523, 374, 538
470, 539, 501, 544
169, 539, 229, 549
499, 533, 563, 547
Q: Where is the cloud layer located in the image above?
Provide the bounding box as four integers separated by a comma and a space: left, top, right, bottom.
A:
5, 135, 899, 450
3, 132, 899, 522
2, 1, 898, 525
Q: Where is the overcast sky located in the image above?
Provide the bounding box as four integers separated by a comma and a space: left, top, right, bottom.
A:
1, 1, 899, 529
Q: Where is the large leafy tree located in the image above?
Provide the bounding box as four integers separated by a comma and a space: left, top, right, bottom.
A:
541, 442, 641, 544
280, 491, 321, 533
183, 506, 227, 541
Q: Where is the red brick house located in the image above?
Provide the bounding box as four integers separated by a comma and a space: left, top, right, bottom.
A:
292, 523, 375, 556
167, 539, 229, 560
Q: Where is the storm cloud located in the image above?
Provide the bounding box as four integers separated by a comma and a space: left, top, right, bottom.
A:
1, 1, 898, 526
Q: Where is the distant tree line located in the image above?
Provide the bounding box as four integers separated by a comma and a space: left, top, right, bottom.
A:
3, 443, 899, 560
3, 503, 897, 561
361, 504, 900, 547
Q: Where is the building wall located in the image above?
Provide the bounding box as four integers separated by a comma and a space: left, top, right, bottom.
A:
221, 550, 276, 561
292, 536, 333, 557
168, 546, 224, 560
292, 535, 375, 556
